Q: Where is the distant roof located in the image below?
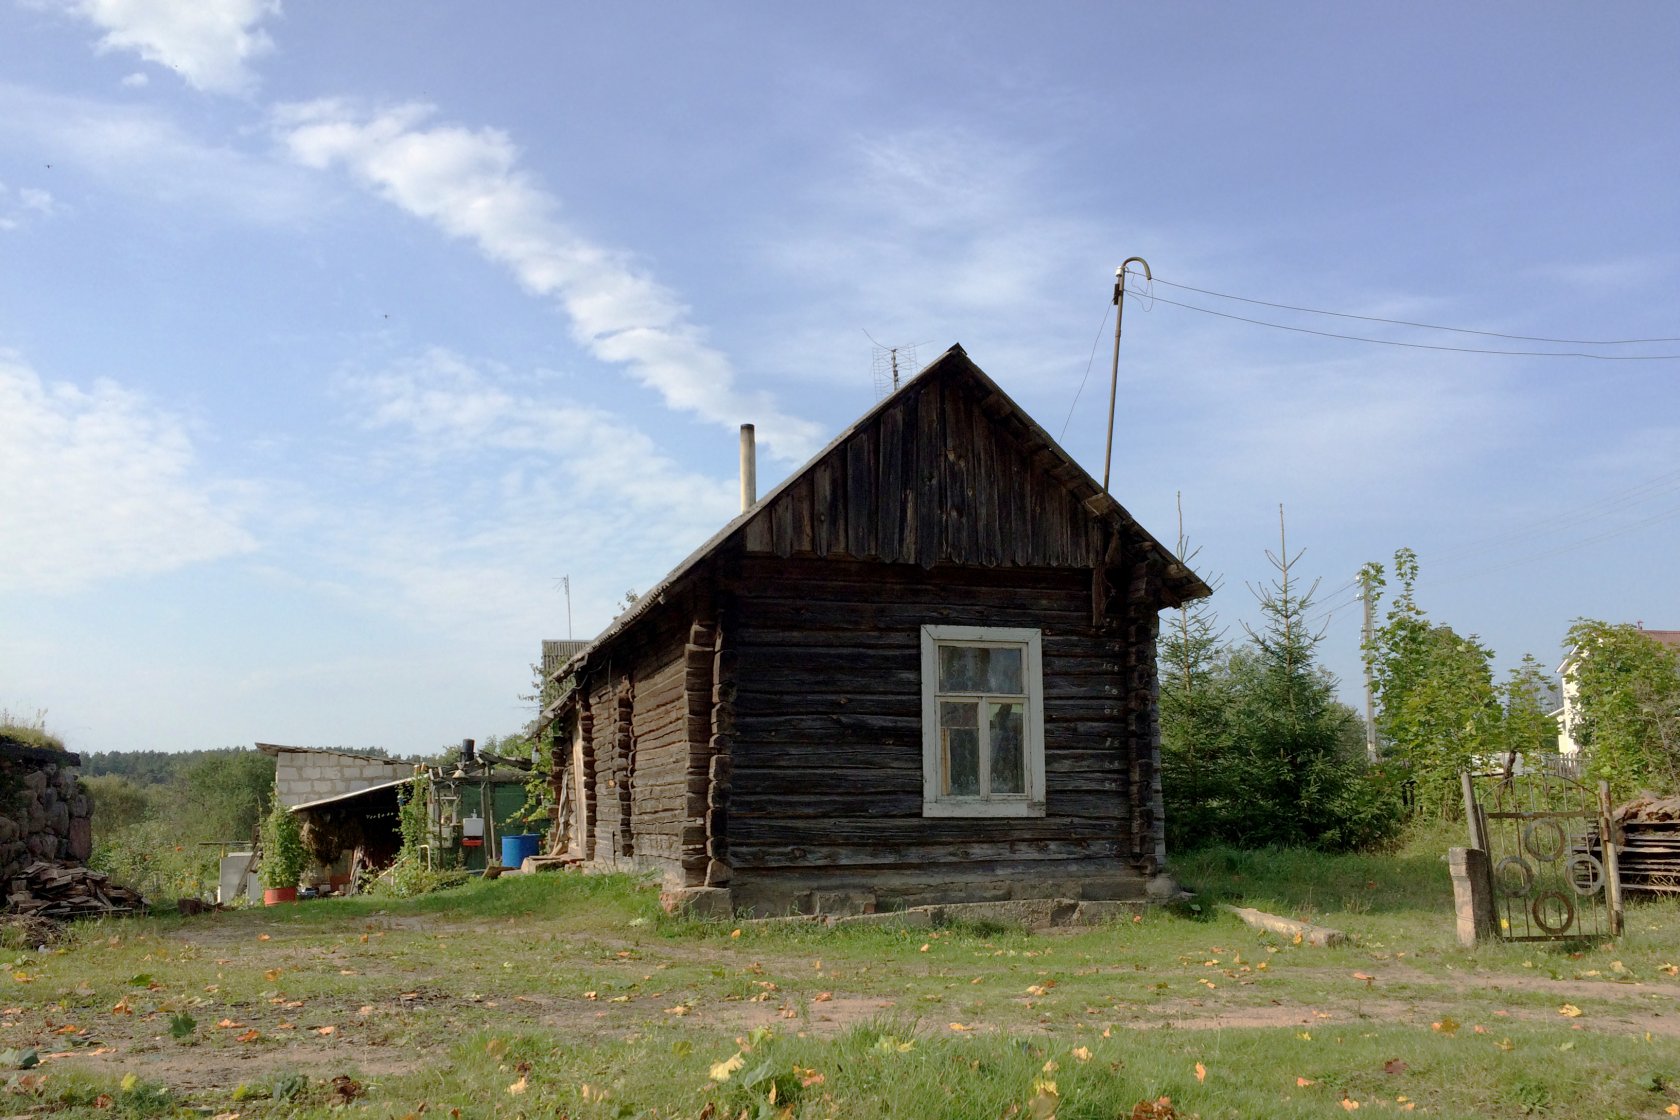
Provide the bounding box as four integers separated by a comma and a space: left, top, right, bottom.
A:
1639, 629, 1680, 649
255, 743, 400, 764
287, 775, 413, 813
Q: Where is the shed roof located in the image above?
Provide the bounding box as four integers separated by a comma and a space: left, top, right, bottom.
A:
255, 742, 400, 764
543, 344, 1210, 725
287, 775, 412, 813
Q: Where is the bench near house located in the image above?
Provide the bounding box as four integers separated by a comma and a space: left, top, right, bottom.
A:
537, 345, 1209, 917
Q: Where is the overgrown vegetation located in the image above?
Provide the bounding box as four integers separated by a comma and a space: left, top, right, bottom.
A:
1563, 618, 1680, 794
1161, 509, 1404, 852
257, 789, 307, 891
370, 770, 466, 897
0, 708, 64, 752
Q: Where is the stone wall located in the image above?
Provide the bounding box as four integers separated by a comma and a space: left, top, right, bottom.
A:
0, 747, 91, 881
273, 750, 412, 808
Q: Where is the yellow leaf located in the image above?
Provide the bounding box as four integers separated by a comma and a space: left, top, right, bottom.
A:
1026, 985, 1049, 997
1292, 933, 1303, 946
314, 1025, 336, 1035
1558, 1004, 1583, 1018
1663, 1105, 1678, 1116
1495, 1038, 1514, 1051
663, 1005, 689, 1016
11, 973, 31, 983
1071, 1047, 1091, 1062
583, 991, 598, 1001
1341, 1097, 1360, 1111
506, 1075, 527, 1095
919, 944, 931, 953
730, 929, 741, 939
1194, 1061, 1206, 1083
1043, 1059, 1058, 1074
1431, 1017, 1460, 1035
1101, 1027, 1112, 1039
121, 1074, 138, 1092
357, 1005, 373, 1017
949, 1022, 971, 1032
257, 934, 270, 942
813, 992, 833, 1003
1297, 1031, 1312, 1041
708, 1052, 745, 1082
264, 969, 282, 982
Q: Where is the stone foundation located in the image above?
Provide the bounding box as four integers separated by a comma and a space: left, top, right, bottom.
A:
0, 746, 91, 882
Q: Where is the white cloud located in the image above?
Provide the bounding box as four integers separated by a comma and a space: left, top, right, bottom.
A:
0, 181, 59, 230
273, 100, 823, 463
0, 351, 255, 593
0, 84, 319, 222
66, 0, 279, 96
121, 71, 150, 88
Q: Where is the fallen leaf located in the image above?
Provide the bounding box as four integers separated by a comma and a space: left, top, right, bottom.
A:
216, 1019, 243, 1029
708, 1052, 745, 1082
235, 1029, 260, 1043
1431, 1017, 1460, 1036
663, 1005, 689, 1016
257, 934, 270, 942
506, 1075, 527, 1095
356, 1005, 373, 1017
1352, 972, 1375, 988
813, 992, 832, 1003
264, 969, 282, 982
1659, 963, 1678, 977
948, 1022, 971, 1032
110, 1000, 131, 1016
583, 991, 598, 1001
1558, 1004, 1583, 1018
1495, 1038, 1514, 1051
1341, 1097, 1360, 1111
313, 1025, 336, 1036
1664, 1105, 1678, 1117
1194, 1061, 1206, 1083
920, 944, 931, 953
1383, 1058, 1407, 1075
1297, 1077, 1314, 1087
730, 929, 741, 939
1072, 1047, 1092, 1062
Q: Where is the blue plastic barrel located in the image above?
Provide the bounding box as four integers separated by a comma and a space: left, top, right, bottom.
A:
500, 833, 541, 870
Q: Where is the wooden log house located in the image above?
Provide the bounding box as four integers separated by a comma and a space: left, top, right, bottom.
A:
537, 346, 1210, 917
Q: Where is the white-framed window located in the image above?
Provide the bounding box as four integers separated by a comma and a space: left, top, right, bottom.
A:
921, 625, 1045, 817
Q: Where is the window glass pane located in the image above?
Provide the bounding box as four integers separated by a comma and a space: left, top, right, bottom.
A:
986, 647, 1023, 694
938, 645, 984, 692
989, 702, 1025, 794
940, 701, 980, 796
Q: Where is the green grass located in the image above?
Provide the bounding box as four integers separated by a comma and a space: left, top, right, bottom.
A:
3, 825, 1678, 1119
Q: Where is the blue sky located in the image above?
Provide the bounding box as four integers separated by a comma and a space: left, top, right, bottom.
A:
3, 2, 1677, 754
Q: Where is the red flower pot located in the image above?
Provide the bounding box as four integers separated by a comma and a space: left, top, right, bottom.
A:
263, 887, 297, 905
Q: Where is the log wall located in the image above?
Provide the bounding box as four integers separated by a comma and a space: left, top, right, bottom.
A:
720, 554, 1157, 913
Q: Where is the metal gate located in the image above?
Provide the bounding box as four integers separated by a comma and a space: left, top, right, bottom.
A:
1463, 769, 1624, 942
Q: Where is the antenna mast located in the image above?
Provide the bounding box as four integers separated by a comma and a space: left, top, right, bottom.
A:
1102, 257, 1151, 494
867, 333, 920, 399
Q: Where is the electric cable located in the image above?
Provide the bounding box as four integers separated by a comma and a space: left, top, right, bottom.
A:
1145, 276, 1680, 346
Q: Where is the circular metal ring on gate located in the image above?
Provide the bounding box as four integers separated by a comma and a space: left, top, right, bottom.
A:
1566, 851, 1605, 896
1494, 856, 1536, 899
1522, 819, 1569, 862
1530, 890, 1575, 935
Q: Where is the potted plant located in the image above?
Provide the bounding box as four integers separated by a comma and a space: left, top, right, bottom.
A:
259, 795, 307, 905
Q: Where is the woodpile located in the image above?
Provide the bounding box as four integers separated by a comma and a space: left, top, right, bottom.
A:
6, 860, 148, 919
1611, 793, 1680, 894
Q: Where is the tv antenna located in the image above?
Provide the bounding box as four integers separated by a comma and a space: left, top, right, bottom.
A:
864, 331, 923, 399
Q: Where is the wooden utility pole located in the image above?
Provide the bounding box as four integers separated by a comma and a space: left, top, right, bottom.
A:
1361, 569, 1378, 762
1102, 257, 1151, 494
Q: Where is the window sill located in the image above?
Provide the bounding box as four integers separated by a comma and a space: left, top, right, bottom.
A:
922, 800, 1046, 819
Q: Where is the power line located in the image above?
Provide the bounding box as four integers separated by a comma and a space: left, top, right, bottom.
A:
1147, 276, 1680, 346
1134, 290, 1680, 360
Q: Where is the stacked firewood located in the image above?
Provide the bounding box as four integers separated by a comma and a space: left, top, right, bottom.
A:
6, 860, 148, 918
1611, 793, 1680, 894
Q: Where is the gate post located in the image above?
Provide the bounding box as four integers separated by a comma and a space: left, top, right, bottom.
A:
1449, 847, 1497, 947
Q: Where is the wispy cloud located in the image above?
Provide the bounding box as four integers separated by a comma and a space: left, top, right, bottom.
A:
0, 83, 319, 222
0, 180, 58, 231
0, 351, 255, 593
325, 348, 741, 636
58, 0, 280, 96
272, 100, 823, 463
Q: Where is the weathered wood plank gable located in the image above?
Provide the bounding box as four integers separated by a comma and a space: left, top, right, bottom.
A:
749, 371, 1110, 570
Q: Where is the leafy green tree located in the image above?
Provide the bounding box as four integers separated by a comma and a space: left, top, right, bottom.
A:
82, 775, 156, 840
1494, 654, 1560, 763
1562, 619, 1680, 794
1362, 549, 1499, 816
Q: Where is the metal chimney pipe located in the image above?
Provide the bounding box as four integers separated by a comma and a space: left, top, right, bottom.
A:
739, 424, 757, 511
461, 738, 476, 764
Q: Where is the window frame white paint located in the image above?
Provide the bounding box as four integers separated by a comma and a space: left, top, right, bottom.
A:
920, 624, 1046, 818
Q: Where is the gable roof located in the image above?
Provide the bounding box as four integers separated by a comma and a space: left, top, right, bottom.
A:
554, 344, 1210, 687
